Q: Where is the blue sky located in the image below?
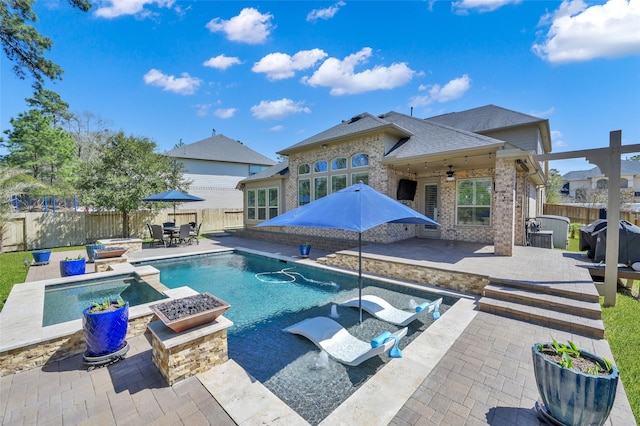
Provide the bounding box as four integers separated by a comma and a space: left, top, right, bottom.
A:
2, 0, 639, 175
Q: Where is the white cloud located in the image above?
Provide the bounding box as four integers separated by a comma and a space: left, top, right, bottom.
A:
452, 0, 521, 13
194, 104, 211, 117
253, 49, 328, 80
307, 1, 346, 21
251, 98, 311, 120
530, 107, 555, 117
269, 125, 285, 132
551, 129, 568, 148
205, 8, 274, 44
302, 47, 415, 95
410, 74, 471, 107
533, 0, 640, 63
203, 55, 242, 70
94, 0, 175, 18
143, 69, 202, 95
214, 108, 237, 119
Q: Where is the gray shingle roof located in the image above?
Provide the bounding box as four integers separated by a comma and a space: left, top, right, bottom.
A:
238, 161, 289, 184
278, 113, 411, 155
164, 134, 276, 166
278, 111, 505, 160
379, 112, 505, 161
563, 160, 640, 179
426, 104, 546, 133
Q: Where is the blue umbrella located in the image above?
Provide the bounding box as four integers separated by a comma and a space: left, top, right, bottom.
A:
142, 190, 204, 219
258, 182, 440, 322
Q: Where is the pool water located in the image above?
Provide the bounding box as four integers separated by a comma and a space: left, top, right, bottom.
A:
140, 252, 455, 425
43, 275, 167, 326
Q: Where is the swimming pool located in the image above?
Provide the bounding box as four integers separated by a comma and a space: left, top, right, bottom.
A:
138, 251, 456, 425
43, 275, 167, 326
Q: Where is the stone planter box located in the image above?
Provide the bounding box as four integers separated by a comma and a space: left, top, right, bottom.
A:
149, 293, 231, 333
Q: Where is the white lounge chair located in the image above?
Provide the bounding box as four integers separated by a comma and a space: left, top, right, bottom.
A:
339, 295, 443, 326
284, 316, 407, 367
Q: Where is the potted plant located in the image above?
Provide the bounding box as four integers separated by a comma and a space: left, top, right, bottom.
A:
82, 298, 129, 358
299, 242, 311, 258
60, 255, 86, 276
31, 249, 52, 265
532, 339, 619, 426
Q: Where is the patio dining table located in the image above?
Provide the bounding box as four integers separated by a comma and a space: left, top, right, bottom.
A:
163, 226, 180, 246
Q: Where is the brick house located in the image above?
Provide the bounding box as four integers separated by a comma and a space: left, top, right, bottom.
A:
237, 105, 552, 256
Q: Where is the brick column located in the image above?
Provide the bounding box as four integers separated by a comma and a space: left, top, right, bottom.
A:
493, 158, 515, 256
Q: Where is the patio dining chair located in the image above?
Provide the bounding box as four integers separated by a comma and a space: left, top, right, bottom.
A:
150, 224, 169, 248
177, 223, 192, 246
188, 223, 202, 245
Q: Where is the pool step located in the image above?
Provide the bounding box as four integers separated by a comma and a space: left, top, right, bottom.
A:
478, 281, 604, 339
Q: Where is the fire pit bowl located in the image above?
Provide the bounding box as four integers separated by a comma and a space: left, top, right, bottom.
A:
149, 293, 231, 333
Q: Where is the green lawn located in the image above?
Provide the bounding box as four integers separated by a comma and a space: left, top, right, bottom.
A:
0, 246, 83, 311
564, 234, 639, 423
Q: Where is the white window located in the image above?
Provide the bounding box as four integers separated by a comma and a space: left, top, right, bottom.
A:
456, 178, 492, 226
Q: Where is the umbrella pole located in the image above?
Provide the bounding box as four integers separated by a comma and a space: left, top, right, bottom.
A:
358, 232, 362, 324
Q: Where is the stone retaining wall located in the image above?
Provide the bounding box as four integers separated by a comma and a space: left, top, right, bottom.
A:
318, 252, 489, 295
0, 314, 153, 376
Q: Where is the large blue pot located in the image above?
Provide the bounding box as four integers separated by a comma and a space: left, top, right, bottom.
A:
85, 244, 105, 262
83, 302, 129, 357
31, 250, 52, 264
299, 244, 311, 258
60, 258, 86, 276
532, 343, 619, 426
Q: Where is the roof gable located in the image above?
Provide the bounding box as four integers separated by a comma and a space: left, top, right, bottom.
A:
278, 113, 410, 154
165, 134, 276, 166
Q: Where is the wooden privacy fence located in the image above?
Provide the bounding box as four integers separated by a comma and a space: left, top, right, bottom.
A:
543, 204, 639, 226
1, 208, 244, 252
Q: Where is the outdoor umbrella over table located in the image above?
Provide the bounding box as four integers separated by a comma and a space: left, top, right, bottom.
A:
141, 190, 204, 220
257, 181, 440, 323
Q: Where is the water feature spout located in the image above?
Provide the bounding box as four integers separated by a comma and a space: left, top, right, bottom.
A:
330, 304, 340, 318
314, 350, 329, 369
409, 299, 418, 310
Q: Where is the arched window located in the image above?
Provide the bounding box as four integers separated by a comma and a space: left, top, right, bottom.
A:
331, 157, 347, 170
596, 179, 608, 189
351, 153, 369, 168
620, 178, 629, 189
314, 161, 327, 173
298, 164, 310, 175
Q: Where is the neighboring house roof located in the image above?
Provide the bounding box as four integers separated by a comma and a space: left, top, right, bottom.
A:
237, 161, 289, 187
563, 160, 640, 180
165, 134, 276, 166
279, 110, 505, 160
426, 104, 552, 153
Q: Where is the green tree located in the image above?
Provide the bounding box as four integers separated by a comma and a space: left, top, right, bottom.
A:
0, 164, 43, 251
26, 88, 71, 125
545, 168, 563, 204
2, 109, 77, 193
77, 132, 188, 237
1, 0, 91, 85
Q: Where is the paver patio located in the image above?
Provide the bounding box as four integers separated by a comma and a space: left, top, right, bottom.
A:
0, 235, 635, 425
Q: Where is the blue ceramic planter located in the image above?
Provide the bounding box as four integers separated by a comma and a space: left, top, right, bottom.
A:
299, 245, 311, 258
85, 244, 105, 262
60, 258, 86, 276
532, 343, 619, 426
83, 302, 129, 357
31, 250, 52, 265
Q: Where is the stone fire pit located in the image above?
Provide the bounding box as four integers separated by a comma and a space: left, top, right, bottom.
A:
149, 293, 230, 333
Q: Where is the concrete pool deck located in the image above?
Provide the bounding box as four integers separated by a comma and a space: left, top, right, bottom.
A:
0, 235, 636, 425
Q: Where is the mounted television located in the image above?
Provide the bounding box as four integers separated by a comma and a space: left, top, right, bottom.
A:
397, 179, 417, 201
